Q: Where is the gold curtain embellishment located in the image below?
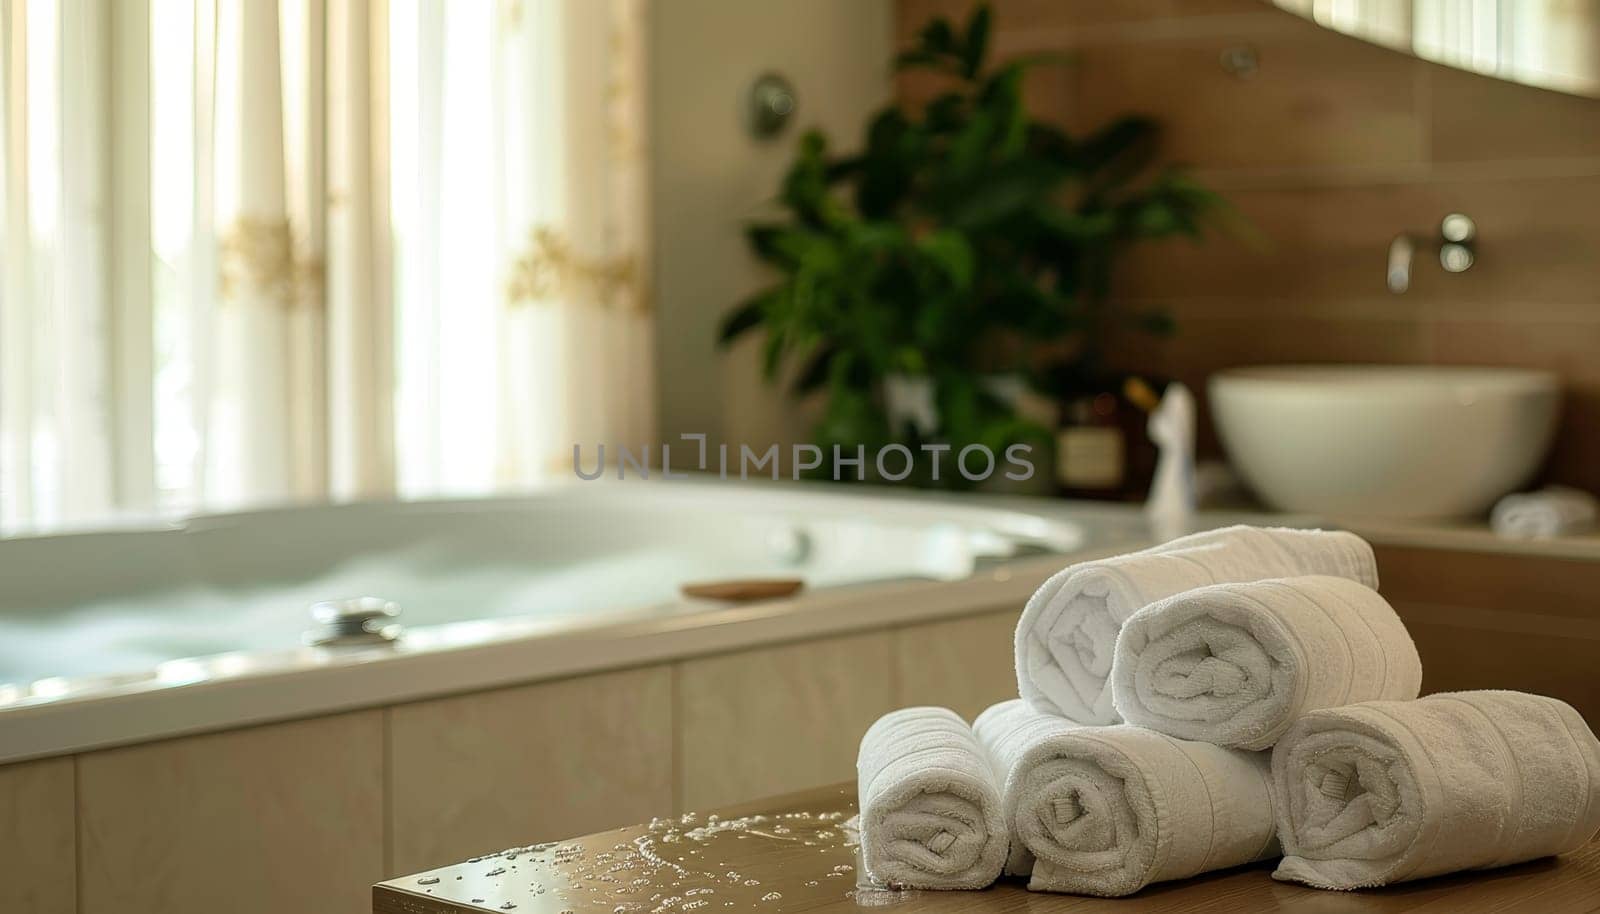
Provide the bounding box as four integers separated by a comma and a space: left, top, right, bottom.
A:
505, 226, 647, 313
219, 217, 323, 309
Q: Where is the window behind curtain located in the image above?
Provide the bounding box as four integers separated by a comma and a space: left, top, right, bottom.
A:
0, 0, 652, 535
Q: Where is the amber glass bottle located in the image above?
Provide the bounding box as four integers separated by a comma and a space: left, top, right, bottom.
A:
1054, 376, 1162, 501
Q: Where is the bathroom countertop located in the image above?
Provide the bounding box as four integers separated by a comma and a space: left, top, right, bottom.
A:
372, 782, 1600, 914
946, 486, 1600, 563
1333, 515, 1600, 562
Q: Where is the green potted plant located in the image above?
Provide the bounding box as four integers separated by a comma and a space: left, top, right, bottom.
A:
719, 2, 1224, 490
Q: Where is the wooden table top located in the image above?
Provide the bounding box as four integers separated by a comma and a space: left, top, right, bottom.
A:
374, 782, 1600, 913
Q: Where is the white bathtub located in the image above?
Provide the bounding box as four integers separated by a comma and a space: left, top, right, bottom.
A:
0, 481, 1141, 763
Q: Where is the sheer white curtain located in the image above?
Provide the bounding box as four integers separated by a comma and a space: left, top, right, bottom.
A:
0, 0, 653, 533
389, 0, 653, 496
0, 0, 117, 528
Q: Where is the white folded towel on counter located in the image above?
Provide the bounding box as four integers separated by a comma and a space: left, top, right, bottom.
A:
1272, 690, 1600, 890
1491, 486, 1598, 539
976, 700, 1278, 897
1111, 575, 1422, 750
856, 707, 1009, 890
1015, 525, 1380, 725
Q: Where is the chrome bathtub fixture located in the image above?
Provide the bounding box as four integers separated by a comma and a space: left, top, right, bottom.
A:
1388, 213, 1475, 293
306, 597, 402, 647
767, 524, 812, 565
747, 72, 797, 140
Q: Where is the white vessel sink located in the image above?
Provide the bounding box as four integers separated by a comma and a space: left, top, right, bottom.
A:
1210, 365, 1560, 519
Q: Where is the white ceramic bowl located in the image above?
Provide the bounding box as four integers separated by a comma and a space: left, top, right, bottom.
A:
1209, 365, 1560, 519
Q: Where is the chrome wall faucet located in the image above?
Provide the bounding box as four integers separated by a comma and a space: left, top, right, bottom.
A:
1387, 213, 1476, 293
1387, 232, 1417, 293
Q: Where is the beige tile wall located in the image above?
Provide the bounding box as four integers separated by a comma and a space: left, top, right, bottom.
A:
677, 631, 897, 810
388, 665, 674, 875
77, 711, 385, 914
893, 607, 1020, 720
896, 0, 1600, 491
0, 756, 76, 914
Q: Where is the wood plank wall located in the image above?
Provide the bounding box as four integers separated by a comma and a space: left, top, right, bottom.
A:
895, 0, 1600, 492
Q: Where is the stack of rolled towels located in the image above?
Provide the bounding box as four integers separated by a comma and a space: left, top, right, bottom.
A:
856, 524, 1600, 896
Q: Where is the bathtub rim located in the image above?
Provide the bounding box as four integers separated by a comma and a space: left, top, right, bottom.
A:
0, 481, 1157, 765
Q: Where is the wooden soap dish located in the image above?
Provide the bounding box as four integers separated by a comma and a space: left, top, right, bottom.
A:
680, 578, 805, 602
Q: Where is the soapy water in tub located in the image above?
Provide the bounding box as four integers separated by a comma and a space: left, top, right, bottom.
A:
0, 516, 996, 688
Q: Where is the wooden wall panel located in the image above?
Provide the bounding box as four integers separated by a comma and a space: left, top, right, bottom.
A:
896, 0, 1600, 491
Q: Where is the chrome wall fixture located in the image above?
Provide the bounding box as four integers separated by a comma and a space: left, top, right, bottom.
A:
747, 72, 798, 140
1439, 212, 1476, 274
1387, 213, 1476, 294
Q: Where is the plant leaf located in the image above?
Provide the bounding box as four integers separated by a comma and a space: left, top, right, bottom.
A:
916, 230, 975, 290
961, 4, 992, 78
717, 294, 768, 346
792, 343, 838, 393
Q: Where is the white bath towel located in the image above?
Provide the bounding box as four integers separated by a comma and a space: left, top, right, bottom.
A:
976, 700, 1278, 897
856, 707, 1009, 890
1272, 690, 1600, 890
1015, 525, 1379, 725
1111, 575, 1421, 750
1491, 485, 1598, 539
972, 699, 1082, 877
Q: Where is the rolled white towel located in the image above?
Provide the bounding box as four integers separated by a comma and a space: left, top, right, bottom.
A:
976, 700, 1278, 897
1491, 486, 1598, 539
1112, 575, 1422, 750
1273, 691, 1600, 890
1015, 525, 1379, 725
856, 707, 1009, 890
972, 699, 1082, 877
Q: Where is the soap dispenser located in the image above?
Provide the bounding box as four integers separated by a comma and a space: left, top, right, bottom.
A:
1145, 382, 1197, 541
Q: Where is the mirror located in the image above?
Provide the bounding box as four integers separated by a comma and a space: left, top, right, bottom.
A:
1271, 0, 1600, 98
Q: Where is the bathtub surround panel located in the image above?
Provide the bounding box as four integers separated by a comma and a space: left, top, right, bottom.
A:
677, 630, 897, 810
892, 607, 1020, 720
895, 0, 1600, 493
76, 711, 384, 914
387, 666, 674, 875
0, 756, 76, 914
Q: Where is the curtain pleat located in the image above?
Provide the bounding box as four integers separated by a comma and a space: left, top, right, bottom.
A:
495, 0, 654, 482
1, 0, 117, 529
327, 0, 393, 500
209, 0, 295, 506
